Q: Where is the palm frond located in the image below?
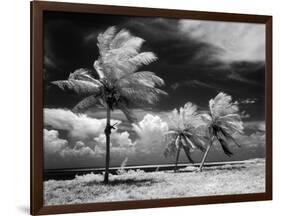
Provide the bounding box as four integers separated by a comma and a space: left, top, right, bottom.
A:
209, 92, 239, 119
117, 37, 144, 51
117, 71, 165, 87
128, 52, 158, 67
101, 50, 157, 80
218, 113, 241, 122
175, 135, 181, 149
164, 131, 178, 143
52, 79, 101, 96
69, 68, 102, 85
72, 95, 103, 113
168, 102, 202, 132
117, 102, 137, 123
119, 84, 167, 105
182, 145, 194, 163
219, 128, 241, 147
200, 113, 212, 124
97, 48, 138, 81
216, 132, 233, 156
109, 29, 132, 50
164, 138, 178, 158
182, 134, 206, 152
220, 120, 244, 134
95, 27, 165, 86
181, 135, 196, 149
93, 60, 105, 79
97, 26, 117, 56
191, 136, 206, 152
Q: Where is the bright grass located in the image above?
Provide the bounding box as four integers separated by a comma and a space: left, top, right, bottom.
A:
44, 159, 265, 205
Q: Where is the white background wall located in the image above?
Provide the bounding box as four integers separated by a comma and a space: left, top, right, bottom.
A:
0, 0, 279, 215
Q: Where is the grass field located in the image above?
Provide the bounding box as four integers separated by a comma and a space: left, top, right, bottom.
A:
44, 159, 265, 205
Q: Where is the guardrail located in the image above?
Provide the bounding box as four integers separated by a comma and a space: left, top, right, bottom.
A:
44, 160, 259, 181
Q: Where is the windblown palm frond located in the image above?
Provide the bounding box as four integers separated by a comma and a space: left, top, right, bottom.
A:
52, 79, 101, 96
97, 26, 117, 56
163, 102, 206, 171
164, 136, 178, 158
128, 52, 158, 68
181, 134, 197, 149
182, 145, 194, 163
215, 129, 234, 156
119, 85, 167, 106
209, 92, 239, 119
68, 68, 100, 83
168, 102, 203, 132
116, 101, 137, 123
117, 71, 164, 87
109, 29, 144, 50
209, 92, 244, 135
95, 27, 159, 81
199, 92, 244, 171
164, 134, 194, 164
72, 95, 103, 113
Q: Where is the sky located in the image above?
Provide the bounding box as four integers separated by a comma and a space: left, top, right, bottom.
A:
43, 11, 266, 169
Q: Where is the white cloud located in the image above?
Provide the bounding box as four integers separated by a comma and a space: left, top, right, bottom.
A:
132, 114, 169, 154
94, 130, 134, 155
44, 129, 98, 159
178, 20, 265, 62
232, 120, 265, 148
60, 141, 97, 159
44, 108, 134, 161
44, 108, 111, 139
258, 122, 266, 132
44, 129, 68, 155
235, 131, 265, 148
244, 121, 266, 132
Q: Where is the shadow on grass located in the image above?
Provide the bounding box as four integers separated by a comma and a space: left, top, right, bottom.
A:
85, 178, 159, 187
172, 165, 248, 173
206, 165, 247, 171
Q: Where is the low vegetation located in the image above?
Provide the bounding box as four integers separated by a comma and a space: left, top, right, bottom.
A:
44, 159, 265, 205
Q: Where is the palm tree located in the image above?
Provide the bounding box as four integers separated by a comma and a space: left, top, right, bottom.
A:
164, 102, 206, 172
199, 92, 244, 172
52, 26, 167, 184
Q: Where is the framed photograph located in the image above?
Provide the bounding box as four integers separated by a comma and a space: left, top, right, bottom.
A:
31, 1, 272, 215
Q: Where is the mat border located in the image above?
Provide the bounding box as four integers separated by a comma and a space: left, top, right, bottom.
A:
31, 1, 272, 215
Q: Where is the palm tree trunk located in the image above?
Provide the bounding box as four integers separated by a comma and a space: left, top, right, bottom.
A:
103, 106, 111, 184
174, 146, 181, 173
199, 140, 213, 172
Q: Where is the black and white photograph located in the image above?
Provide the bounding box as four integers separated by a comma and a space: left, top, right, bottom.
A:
43, 11, 266, 206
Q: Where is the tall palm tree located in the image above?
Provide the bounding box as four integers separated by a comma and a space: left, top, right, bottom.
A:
199, 92, 244, 172
52, 26, 167, 184
164, 102, 206, 172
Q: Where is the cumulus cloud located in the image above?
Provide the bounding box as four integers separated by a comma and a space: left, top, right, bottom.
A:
44, 108, 134, 165
44, 129, 68, 155
178, 20, 265, 62
232, 120, 265, 149
235, 131, 265, 149
44, 129, 98, 158
94, 130, 134, 155
244, 121, 266, 132
44, 108, 106, 140
132, 114, 169, 154
60, 141, 97, 159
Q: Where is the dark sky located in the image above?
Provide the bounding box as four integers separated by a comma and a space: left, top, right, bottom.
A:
43, 11, 266, 169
